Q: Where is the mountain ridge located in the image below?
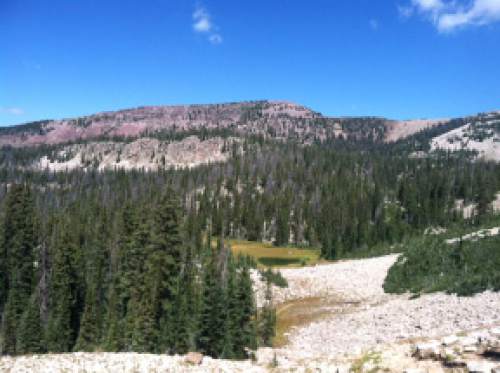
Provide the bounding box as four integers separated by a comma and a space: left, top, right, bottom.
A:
1, 100, 499, 170
0, 100, 470, 147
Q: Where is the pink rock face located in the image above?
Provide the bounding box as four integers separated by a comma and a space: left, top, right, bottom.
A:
8, 100, 493, 148
0, 101, 324, 147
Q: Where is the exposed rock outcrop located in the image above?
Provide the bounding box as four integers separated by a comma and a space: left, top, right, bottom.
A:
35, 136, 234, 171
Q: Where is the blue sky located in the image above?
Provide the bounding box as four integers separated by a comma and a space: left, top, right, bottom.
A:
1, 0, 500, 126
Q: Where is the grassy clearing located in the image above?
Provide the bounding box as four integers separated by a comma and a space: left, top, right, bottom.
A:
228, 239, 321, 268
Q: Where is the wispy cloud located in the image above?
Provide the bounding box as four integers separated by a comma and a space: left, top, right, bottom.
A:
0, 107, 24, 115
413, 0, 444, 13
192, 4, 223, 44
438, 0, 500, 31
400, 0, 500, 32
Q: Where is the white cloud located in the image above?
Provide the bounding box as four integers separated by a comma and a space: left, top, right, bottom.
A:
370, 19, 379, 30
192, 5, 222, 44
438, 0, 500, 31
193, 7, 212, 32
401, 0, 500, 31
0, 107, 24, 115
412, 0, 444, 12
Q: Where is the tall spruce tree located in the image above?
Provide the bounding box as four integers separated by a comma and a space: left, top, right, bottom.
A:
233, 264, 257, 357
0, 184, 37, 355
197, 247, 226, 357
221, 254, 238, 359
259, 279, 276, 347
16, 292, 45, 354
74, 212, 108, 351
46, 224, 79, 352
104, 203, 138, 351
151, 190, 185, 351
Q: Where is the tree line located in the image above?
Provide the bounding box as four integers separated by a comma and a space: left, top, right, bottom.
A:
0, 184, 275, 357
1, 136, 499, 260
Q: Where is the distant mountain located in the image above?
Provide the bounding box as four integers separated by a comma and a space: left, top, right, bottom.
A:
0, 100, 498, 171
0, 100, 447, 147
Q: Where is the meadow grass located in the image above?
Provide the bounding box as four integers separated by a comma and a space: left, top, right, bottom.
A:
228, 239, 321, 268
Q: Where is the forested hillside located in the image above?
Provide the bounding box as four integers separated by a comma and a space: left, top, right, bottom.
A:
1, 134, 499, 259
1, 103, 500, 359
0, 183, 278, 356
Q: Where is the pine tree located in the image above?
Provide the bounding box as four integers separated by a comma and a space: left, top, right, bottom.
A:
74, 211, 108, 351
275, 192, 291, 246
103, 286, 122, 351
124, 214, 151, 351
0, 184, 37, 355
74, 283, 100, 351
233, 264, 257, 358
46, 226, 79, 352
221, 255, 238, 359
150, 190, 185, 352
197, 249, 225, 357
169, 276, 191, 354
259, 279, 276, 347
16, 292, 45, 354
104, 203, 138, 351
0, 300, 17, 355
176, 245, 199, 353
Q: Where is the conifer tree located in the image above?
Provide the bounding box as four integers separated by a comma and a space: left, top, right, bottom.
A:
221, 255, 238, 359
0, 300, 17, 355
174, 245, 199, 353
75, 213, 108, 351
16, 292, 45, 354
235, 264, 257, 356
124, 214, 151, 351
46, 226, 79, 352
103, 286, 122, 351
259, 279, 276, 347
197, 248, 225, 357
151, 190, 185, 351
0, 184, 37, 355
104, 203, 138, 351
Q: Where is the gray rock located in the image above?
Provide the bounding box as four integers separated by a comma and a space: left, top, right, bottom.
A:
442, 335, 458, 346
464, 345, 478, 353
460, 336, 478, 347
413, 341, 441, 359
466, 360, 496, 373
491, 328, 500, 338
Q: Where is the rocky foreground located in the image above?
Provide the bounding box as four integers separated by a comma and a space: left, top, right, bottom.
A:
2, 254, 500, 372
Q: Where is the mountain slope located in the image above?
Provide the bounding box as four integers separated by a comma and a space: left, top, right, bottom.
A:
0, 100, 411, 147
430, 111, 500, 161
0, 101, 329, 146
34, 136, 234, 171
1, 101, 499, 171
